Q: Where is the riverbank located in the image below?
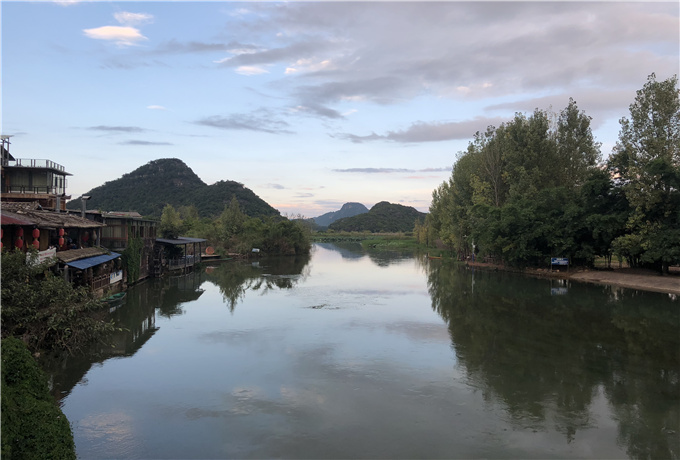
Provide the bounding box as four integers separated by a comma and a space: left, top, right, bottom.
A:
465, 261, 680, 295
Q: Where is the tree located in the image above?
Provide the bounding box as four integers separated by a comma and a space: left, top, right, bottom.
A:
556, 98, 601, 188
610, 73, 680, 272
159, 204, 183, 239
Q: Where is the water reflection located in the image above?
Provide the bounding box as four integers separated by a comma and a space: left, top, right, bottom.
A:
425, 261, 680, 459
43, 272, 205, 403
316, 241, 420, 267
204, 254, 311, 311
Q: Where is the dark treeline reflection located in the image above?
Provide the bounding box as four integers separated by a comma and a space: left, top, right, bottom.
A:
43, 273, 205, 402
426, 262, 679, 459
316, 241, 417, 267
204, 254, 311, 312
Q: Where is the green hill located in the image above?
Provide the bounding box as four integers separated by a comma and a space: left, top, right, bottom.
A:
313, 202, 369, 228
328, 201, 426, 233
67, 158, 280, 219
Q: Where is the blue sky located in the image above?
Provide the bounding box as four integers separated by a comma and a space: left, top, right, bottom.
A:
2, 1, 678, 218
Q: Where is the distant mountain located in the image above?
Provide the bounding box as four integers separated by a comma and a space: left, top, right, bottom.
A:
67, 158, 280, 219
313, 202, 369, 227
329, 201, 426, 233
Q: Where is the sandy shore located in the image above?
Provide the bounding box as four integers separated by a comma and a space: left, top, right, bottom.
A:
466, 262, 680, 295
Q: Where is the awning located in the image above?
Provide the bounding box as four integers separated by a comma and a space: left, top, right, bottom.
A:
66, 252, 121, 270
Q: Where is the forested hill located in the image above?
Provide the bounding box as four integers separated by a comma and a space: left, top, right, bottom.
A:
67, 158, 281, 219
329, 201, 426, 232
313, 202, 369, 227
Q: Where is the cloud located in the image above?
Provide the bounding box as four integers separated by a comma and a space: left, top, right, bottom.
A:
155, 40, 259, 55
336, 117, 507, 144
333, 167, 451, 174
147, 105, 167, 110
264, 183, 286, 190
114, 12, 153, 27
83, 26, 147, 47
194, 111, 293, 134
88, 125, 146, 133
226, 2, 677, 125
235, 66, 269, 76
118, 140, 172, 146
83, 11, 152, 47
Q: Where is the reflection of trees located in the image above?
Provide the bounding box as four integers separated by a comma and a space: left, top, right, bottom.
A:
315, 242, 365, 260
43, 272, 205, 403
426, 262, 679, 458
315, 241, 417, 267
204, 255, 311, 312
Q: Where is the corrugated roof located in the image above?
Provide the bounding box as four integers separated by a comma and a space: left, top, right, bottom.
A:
66, 252, 121, 270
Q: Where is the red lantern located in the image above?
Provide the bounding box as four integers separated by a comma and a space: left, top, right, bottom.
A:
82, 232, 89, 242
15, 238, 23, 249
58, 228, 65, 237
16, 228, 24, 237
32, 240, 39, 249
32, 228, 40, 239
59, 237, 65, 247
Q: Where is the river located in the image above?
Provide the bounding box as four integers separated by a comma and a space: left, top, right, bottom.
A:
44, 242, 679, 459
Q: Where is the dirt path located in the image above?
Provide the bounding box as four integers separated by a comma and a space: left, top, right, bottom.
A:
569, 269, 680, 295
466, 262, 680, 295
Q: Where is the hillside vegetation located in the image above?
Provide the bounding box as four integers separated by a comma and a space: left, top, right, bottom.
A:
313, 202, 369, 227
329, 201, 426, 233
67, 158, 280, 219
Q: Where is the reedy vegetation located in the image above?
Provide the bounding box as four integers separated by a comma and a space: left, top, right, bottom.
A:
420, 74, 680, 272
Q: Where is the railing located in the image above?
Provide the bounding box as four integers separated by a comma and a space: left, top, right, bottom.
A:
168, 255, 196, 270
91, 274, 110, 291
2, 185, 61, 195
5, 158, 67, 172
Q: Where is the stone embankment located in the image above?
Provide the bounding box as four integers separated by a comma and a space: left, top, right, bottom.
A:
466, 261, 680, 295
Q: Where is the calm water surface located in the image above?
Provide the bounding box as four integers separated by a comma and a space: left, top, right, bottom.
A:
46, 243, 679, 459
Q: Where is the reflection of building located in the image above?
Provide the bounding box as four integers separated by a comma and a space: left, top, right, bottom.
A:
1, 136, 71, 211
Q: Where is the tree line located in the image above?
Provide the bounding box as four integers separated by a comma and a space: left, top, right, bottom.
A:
160, 197, 312, 256
418, 74, 679, 272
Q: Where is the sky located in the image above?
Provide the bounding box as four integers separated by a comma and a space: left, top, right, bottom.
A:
2, 1, 678, 218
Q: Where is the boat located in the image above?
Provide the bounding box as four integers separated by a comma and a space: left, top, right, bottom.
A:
102, 292, 126, 304
427, 253, 442, 260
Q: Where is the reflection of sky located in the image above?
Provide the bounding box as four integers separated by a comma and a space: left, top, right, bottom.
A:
61, 244, 627, 459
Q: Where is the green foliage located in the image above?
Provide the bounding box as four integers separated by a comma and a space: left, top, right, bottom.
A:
122, 233, 144, 284
610, 73, 680, 272
424, 97, 626, 266
167, 199, 312, 256
66, 158, 281, 219
1, 249, 116, 354
329, 201, 426, 233
2, 337, 76, 460
160, 203, 183, 239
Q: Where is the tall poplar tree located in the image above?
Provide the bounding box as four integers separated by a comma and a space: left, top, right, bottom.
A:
610, 73, 680, 272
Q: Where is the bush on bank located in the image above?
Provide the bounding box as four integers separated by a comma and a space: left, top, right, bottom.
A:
1, 249, 117, 355
1, 337, 76, 460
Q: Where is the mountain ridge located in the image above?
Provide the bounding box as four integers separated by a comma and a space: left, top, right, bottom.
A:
313, 202, 369, 227
329, 201, 426, 233
67, 158, 281, 219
